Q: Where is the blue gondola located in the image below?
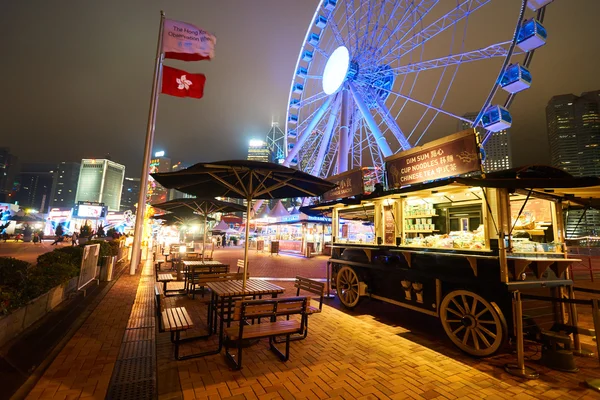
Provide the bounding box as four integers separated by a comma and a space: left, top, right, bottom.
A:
289, 99, 300, 110
308, 33, 320, 46
315, 15, 327, 29
302, 50, 313, 63
288, 129, 297, 138
288, 114, 299, 124
516, 19, 547, 52
293, 83, 304, 94
481, 106, 512, 132
500, 64, 532, 94
323, 0, 337, 11
296, 67, 308, 78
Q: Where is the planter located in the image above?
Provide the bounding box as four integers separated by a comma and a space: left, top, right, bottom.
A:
23, 234, 32, 243
23, 292, 49, 329
78, 237, 90, 245
0, 306, 26, 346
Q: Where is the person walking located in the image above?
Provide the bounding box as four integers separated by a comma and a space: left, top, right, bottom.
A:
51, 224, 64, 245
71, 231, 78, 246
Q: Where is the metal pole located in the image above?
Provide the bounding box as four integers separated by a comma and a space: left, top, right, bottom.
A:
505, 291, 538, 379
130, 11, 165, 275
242, 198, 252, 290
202, 203, 207, 262
337, 89, 350, 173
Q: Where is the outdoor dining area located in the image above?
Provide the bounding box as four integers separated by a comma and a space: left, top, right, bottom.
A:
148, 160, 335, 369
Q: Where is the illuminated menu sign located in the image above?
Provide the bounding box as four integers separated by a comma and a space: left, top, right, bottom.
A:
383, 205, 395, 245
323, 168, 365, 202
386, 130, 482, 188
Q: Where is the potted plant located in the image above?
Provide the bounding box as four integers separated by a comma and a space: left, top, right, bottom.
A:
78, 223, 92, 245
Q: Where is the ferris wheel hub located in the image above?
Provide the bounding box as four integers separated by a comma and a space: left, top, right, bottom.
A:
322, 45, 350, 95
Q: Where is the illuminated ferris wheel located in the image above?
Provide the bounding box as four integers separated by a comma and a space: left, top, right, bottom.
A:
283, 0, 553, 179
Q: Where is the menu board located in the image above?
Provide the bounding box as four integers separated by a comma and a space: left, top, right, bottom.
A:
383, 205, 396, 245
511, 198, 552, 226
386, 130, 482, 188
323, 168, 365, 201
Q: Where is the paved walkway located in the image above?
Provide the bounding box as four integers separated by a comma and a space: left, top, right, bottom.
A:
25, 265, 143, 399
21, 248, 600, 399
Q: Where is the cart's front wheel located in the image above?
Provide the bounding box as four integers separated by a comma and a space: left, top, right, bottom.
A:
440, 290, 507, 357
336, 266, 361, 309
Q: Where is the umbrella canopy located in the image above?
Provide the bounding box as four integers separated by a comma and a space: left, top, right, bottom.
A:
152, 197, 246, 258
9, 215, 45, 223
151, 212, 214, 226
290, 206, 301, 215
152, 160, 336, 288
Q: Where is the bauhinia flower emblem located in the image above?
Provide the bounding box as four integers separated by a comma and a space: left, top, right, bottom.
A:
176, 75, 192, 90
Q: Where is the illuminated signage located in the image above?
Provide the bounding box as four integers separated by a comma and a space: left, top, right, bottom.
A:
323, 168, 365, 201
386, 129, 482, 188
155, 151, 165, 157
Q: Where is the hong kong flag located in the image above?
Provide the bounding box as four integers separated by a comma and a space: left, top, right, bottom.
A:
161, 65, 206, 99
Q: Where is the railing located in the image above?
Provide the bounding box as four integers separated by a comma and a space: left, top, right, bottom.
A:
505, 287, 600, 380
567, 247, 600, 282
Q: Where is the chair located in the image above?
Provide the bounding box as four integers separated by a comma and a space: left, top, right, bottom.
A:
236, 259, 247, 274
274, 276, 324, 342
202, 243, 215, 261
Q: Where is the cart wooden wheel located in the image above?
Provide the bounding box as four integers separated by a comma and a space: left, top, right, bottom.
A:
336, 266, 361, 309
440, 290, 507, 357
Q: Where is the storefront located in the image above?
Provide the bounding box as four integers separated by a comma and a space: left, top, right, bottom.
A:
266, 214, 332, 256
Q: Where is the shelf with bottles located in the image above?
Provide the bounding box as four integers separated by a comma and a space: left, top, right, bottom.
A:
404, 203, 438, 218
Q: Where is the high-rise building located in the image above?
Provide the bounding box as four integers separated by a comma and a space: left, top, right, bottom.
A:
50, 161, 80, 209
74, 159, 125, 211
266, 121, 286, 164
247, 139, 270, 163
546, 90, 600, 177
121, 177, 140, 212
148, 151, 171, 204
0, 147, 19, 203
15, 163, 56, 211
458, 113, 512, 172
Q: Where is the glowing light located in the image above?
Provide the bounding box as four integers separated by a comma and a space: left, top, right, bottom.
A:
249, 139, 265, 147
322, 46, 350, 95
179, 245, 187, 253
155, 151, 165, 157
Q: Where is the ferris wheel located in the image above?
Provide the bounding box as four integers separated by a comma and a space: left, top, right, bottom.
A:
283, 0, 553, 179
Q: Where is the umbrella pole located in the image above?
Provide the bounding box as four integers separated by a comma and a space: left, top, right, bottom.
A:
202, 204, 207, 262
243, 198, 252, 290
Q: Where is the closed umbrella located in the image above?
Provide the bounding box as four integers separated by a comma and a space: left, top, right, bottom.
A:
152, 160, 336, 289
152, 197, 246, 260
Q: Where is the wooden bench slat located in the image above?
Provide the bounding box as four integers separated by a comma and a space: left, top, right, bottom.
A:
225, 320, 301, 340
179, 307, 194, 328
174, 308, 191, 329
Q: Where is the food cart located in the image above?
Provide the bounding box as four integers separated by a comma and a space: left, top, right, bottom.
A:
314, 130, 600, 357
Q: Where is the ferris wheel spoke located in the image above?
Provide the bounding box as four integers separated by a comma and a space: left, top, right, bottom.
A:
296, 91, 329, 109
348, 83, 393, 158
370, 94, 411, 151
344, 0, 359, 53
285, 95, 334, 165
370, 0, 409, 52
366, 41, 515, 77
368, 83, 473, 124
311, 94, 341, 176
377, 0, 491, 65
377, 0, 440, 57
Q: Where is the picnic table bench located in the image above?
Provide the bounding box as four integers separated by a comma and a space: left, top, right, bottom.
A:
224, 296, 309, 370
154, 285, 194, 359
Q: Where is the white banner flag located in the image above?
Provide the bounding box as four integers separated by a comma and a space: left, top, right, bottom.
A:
162, 18, 216, 61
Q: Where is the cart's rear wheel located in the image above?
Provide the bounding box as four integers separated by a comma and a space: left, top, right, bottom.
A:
336, 266, 361, 309
440, 290, 507, 357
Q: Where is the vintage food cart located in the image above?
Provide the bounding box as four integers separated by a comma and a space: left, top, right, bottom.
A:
314, 131, 600, 357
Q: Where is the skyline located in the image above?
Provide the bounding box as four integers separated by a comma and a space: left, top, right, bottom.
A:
1, 1, 600, 174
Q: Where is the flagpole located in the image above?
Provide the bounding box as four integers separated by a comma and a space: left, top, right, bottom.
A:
130, 11, 166, 275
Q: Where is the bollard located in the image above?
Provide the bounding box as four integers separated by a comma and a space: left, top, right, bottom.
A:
324, 261, 335, 299
505, 291, 539, 379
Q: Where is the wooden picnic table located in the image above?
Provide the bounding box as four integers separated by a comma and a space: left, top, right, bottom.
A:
175, 279, 284, 360
182, 260, 230, 296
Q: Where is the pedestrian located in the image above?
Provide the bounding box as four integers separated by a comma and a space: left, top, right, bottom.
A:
51, 224, 64, 245
71, 231, 78, 246
33, 232, 39, 244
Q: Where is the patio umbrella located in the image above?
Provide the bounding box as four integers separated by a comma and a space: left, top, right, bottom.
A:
151, 212, 214, 226
152, 197, 246, 259
152, 160, 336, 289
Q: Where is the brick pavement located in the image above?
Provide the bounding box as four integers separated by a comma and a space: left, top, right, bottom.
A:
157, 249, 600, 400
24, 265, 143, 399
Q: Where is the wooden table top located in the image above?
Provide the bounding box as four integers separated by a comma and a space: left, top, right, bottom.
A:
182, 260, 227, 266
207, 280, 284, 297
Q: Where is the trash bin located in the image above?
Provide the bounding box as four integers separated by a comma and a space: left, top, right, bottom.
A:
100, 255, 116, 281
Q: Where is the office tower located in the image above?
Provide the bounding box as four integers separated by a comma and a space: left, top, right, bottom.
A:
0, 147, 19, 203
121, 177, 140, 212
15, 163, 56, 211
50, 161, 80, 208
74, 159, 125, 211
148, 151, 171, 204
459, 113, 512, 172
546, 90, 600, 177
247, 139, 270, 163
266, 121, 286, 164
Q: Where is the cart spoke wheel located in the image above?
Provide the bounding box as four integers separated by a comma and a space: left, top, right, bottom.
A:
440, 290, 507, 357
336, 266, 362, 309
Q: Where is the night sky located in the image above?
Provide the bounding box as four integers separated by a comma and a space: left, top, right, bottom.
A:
1, 0, 599, 175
